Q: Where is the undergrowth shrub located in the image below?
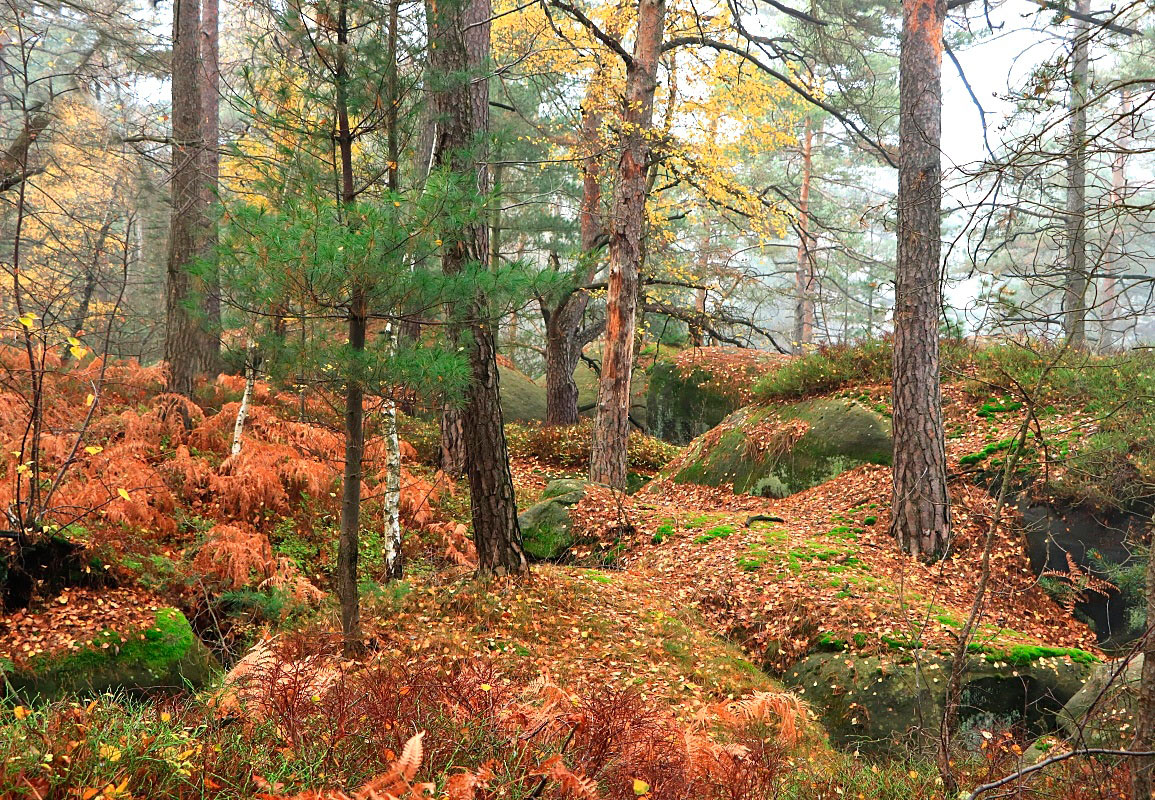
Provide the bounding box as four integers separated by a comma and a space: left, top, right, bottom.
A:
505, 421, 678, 471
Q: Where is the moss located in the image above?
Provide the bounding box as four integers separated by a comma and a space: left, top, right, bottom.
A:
967, 643, 1099, 666
10, 608, 214, 700
977, 397, 1024, 418
651, 521, 675, 544
670, 399, 892, 498
693, 525, 734, 544
959, 435, 1030, 466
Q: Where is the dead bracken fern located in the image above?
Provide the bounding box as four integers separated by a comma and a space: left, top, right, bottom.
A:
1040, 551, 1117, 612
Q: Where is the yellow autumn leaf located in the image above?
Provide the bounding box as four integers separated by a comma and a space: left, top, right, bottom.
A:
117, 488, 131, 501
98, 743, 122, 762
67, 336, 81, 346
70, 345, 88, 359
479, 683, 492, 692
633, 779, 650, 796
13, 706, 29, 720
17, 313, 36, 329
85, 393, 95, 406
85, 446, 103, 455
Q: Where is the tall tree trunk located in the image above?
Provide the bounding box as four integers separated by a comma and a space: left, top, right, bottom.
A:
334, 0, 365, 656
890, 0, 950, 559
381, 0, 404, 582
544, 310, 583, 426
590, 0, 666, 489
1132, 536, 1155, 799
199, 0, 220, 370
1101, 89, 1130, 354
542, 99, 604, 426
164, 0, 209, 397
1062, 0, 1090, 348
427, 0, 527, 576
793, 117, 816, 350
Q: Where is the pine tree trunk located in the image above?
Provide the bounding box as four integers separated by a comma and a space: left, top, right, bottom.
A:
793, 118, 816, 350
1132, 542, 1155, 799
890, 0, 950, 560
164, 0, 208, 397
334, 0, 364, 656
440, 403, 466, 475
1062, 0, 1090, 348
199, 0, 220, 371
427, 0, 527, 576
590, 0, 666, 489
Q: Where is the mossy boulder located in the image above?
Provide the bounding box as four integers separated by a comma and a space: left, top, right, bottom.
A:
783, 649, 1093, 754
646, 360, 743, 445
667, 398, 892, 497
541, 363, 649, 429
517, 480, 590, 561
1057, 656, 1143, 747
5, 607, 216, 700
499, 364, 548, 422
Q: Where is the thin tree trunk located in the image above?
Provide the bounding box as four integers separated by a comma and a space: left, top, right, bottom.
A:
793, 117, 816, 350
427, 0, 527, 576
230, 339, 255, 456
334, 0, 365, 656
383, 328, 403, 580
1062, 0, 1090, 348
164, 0, 208, 397
1101, 89, 1130, 354
1132, 535, 1155, 799
891, 0, 950, 559
590, 0, 666, 489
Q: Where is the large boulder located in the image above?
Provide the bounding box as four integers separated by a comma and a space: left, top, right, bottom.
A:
1057, 656, 1143, 748
666, 398, 892, 497
783, 649, 1094, 754
647, 360, 744, 445
1019, 501, 1147, 645
517, 479, 590, 561
6, 607, 217, 700
499, 364, 548, 422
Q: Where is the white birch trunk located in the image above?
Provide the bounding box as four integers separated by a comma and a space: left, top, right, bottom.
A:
383, 324, 403, 580
231, 339, 255, 456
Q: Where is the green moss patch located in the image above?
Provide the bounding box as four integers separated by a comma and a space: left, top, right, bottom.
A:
7, 608, 216, 700
667, 399, 892, 498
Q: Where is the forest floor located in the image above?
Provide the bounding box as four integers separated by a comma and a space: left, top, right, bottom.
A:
0, 345, 1138, 798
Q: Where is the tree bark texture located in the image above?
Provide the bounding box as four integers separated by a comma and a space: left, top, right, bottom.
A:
164, 0, 211, 397
589, 0, 666, 489
427, 0, 527, 576
890, 0, 951, 559
1062, 0, 1090, 347
199, 0, 221, 369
